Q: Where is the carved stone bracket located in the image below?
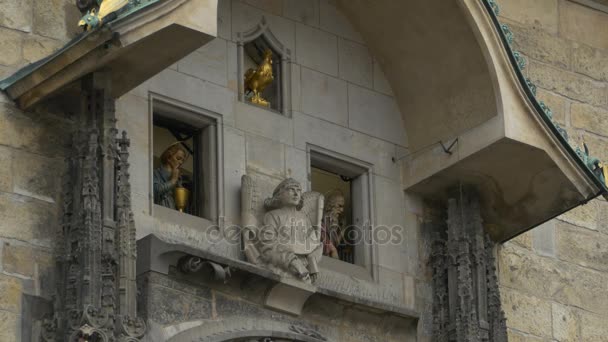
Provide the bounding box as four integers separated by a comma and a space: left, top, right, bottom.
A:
264, 278, 317, 316
178, 255, 232, 283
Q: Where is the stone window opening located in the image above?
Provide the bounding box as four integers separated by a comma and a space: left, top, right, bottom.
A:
237, 17, 292, 116
151, 97, 222, 224
308, 146, 374, 276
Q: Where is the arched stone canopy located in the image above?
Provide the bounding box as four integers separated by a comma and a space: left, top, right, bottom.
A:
0, 0, 604, 241
338, 0, 607, 240
338, 0, 497, 153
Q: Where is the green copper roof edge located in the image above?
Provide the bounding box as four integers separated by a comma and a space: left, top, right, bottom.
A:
481, 0, 608, 195
0, 0, 161, 92
111, 0, 162, 26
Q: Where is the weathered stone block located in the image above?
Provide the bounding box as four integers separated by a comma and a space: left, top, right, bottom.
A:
293, 111, 399, 181
115, 94, 150, 198
179, 38, 228, 87
0, 28, 23, 66
348, 84, 405, 146
284, 146, 307, 186
146, 283, 212, 325
226, 41, 238, 93
560, 0, 608, 50
223, 127, 246, 224
531, 220, 555, 257
536, 88, 566, 125
235, 101, 293, 144
245, 133, 285, 176
0, 310, 18, 342
300, 67, 348, 125
0, 274, 22, 313
571, 102, 608, 137
373, 60, 393, 96
284, 0, 320, 26
498, 0, 558, 34
338, 38, 372, 88
319, 0, 364, 43
556, 221, 608, 272
22, 35, 62, 64
215, 292, 267, 318
13, 152, 62, 203
508, 231, 532, 250
296, 23, 338, 76
596, 199, 608, 235
506, 329, 545, 342
2, 242, 52, 277
291, 63, 301, 112
0, 103, 70, 157
499, 244, 608, 315
580, 311, 608, 341
528, 61, 607, 108
0, 146, 13, 193
552, 303, 580, 342
33, 0, 80, 40
506, 20, 571, 69
0, 0, 33, 32
501, 288, 552, 338
573, 43, 608, 83
145, 69, 236, 124
0, 192, 57, 245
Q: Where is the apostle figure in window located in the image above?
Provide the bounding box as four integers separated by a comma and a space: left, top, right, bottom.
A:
321, 190, 346, 259
153, 142, 187, 210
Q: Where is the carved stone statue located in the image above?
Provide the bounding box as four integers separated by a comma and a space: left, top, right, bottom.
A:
153, 142, 187, 210
242, 176, 323, 283
321, 190, 346, 259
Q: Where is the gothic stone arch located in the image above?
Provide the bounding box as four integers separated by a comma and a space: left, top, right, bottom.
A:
165, 317, 332, 342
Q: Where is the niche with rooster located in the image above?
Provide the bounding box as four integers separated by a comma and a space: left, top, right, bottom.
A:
236, 17, 292, 116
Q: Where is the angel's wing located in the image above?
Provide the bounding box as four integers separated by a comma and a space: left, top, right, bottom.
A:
301, 191, 324, 228
241, 175, 264, 263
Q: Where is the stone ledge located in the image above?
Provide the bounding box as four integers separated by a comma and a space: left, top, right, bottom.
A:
137, 234, 419, 319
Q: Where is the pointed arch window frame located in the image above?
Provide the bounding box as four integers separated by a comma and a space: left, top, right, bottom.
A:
236, 17, 293, 117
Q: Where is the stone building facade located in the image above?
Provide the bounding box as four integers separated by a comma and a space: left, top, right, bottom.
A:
0, 0, 605, 341
496, 1, 608, 340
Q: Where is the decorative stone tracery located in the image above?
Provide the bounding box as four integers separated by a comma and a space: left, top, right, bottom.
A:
430, 187, 507, 342
42, 72, 145, 341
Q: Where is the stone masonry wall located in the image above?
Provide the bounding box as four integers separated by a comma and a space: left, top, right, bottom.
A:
497, 1, 608, 340
0, 1, 79, 341
138, 270, 417, 342
118, 2, 422, 339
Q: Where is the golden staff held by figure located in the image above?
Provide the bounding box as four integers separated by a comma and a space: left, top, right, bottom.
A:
244, 48, 275, 107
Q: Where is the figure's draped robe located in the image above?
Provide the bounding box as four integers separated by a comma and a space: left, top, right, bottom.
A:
258, 208, 322, 276
153, 167, 176, 209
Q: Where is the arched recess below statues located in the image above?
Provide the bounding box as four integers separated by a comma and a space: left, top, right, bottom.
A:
153, 317, 333, 342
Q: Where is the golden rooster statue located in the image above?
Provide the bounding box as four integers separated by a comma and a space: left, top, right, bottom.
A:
244, 48, 275, 107
78, 0, 129, 31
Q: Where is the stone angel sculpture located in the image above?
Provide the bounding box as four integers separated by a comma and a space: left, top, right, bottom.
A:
241, 176, 323, 284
